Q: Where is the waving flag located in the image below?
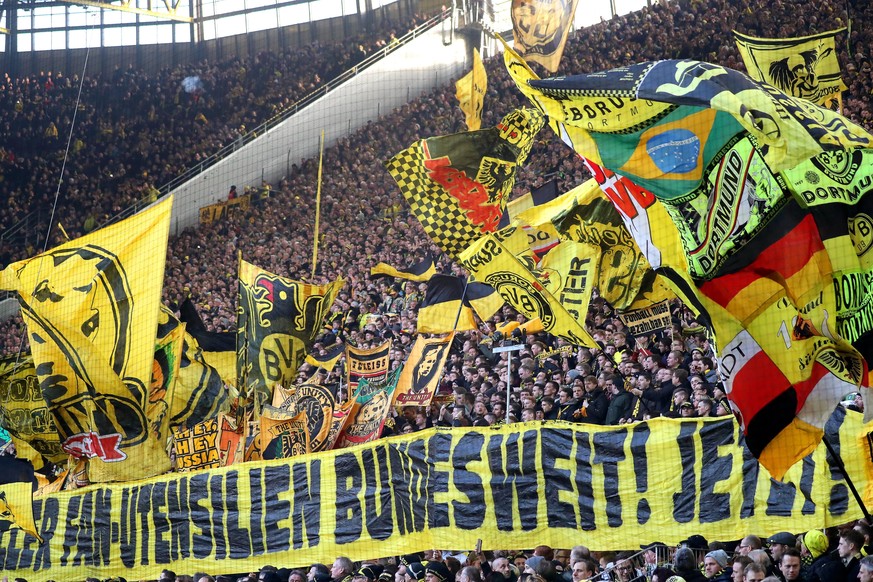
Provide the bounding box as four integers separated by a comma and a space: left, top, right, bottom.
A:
386, 108, 545, 259
734, 28, 847, 111
0, 197, 173, 483
511, 0, 580, 72
370, 255, 437, 282
237, 258, 344, 399
455, 47, 487, 130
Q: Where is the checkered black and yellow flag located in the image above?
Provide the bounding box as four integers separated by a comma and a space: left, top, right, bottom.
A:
385, 108, 545, 260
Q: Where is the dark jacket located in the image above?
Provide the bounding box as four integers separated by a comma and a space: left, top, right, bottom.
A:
803, 552, 845, 582
580, 388, 609, 424
605, 390, 634, 425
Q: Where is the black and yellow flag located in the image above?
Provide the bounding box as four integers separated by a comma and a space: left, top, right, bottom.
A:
733, 29, 847, 111
370, 255, 436, 282
0, 354, 65, 470
0, 197, 174, 483
305, 342, 345, 372
237, 258, 344, 399
336, 368, 400, 449
417, 275, 503, 334
460, 234, 598, 347
455, 47, 487, 130
386, 108, 545, 260
259, 405, 310, 459
179, 297, 236, 385
157, 306, 230, 432
511, 0, 580, 73
0, 456, 41, 542
394, 334, 454, 407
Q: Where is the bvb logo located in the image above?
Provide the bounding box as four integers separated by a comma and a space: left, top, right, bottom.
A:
484, 271, 555, 328
810, 149, 863, 185
258, 333, 306, 387
848, 214, 873, 258
17, 245, 149, 455
289, 383, 335, 451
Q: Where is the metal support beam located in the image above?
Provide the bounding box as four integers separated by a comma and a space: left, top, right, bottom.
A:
58, 0, 193, 22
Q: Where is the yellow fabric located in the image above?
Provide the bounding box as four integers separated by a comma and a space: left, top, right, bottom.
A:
734, 28, 847, 111
455, 48, 487, 131
1, 414, 870, 579
460, 234, 597, 347
511, 0, 580, 73
394, 334, 454, 407
0, 197, 173, 483
0, 480, 41, 542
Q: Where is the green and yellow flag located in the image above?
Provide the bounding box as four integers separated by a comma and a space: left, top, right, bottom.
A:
455, 48, 487, 130
237, 258, 344, 399
734, 28, 847, 111
0, 197, 174, 483
511, 0, 580, 73
386, 108, 545, 260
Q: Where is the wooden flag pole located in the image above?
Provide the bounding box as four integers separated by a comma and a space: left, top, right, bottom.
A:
311, 130, 325, 279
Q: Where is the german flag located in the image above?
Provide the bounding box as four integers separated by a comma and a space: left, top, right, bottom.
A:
370, 255, 437, 282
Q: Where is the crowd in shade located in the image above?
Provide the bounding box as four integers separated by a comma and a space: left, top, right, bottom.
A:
1, 0, 873, 578
46, 532, 873, 582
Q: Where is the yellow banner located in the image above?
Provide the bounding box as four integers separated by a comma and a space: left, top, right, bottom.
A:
617, 301, 672, 337
734, 29, 847, 111
511, 0, 580, 73
460, 234, 598, 347
345, 341, 391, 392
0, 412, 869, 579
395, 334, 453, 407
0, 197, 173, 484
199, 194, 251, 225
455, 48, 487, 130
172, 418, 221, 472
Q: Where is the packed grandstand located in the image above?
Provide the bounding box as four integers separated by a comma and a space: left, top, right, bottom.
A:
1, 0, 873, 579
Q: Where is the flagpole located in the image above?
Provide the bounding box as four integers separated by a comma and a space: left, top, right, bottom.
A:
311, 130, 325, 279
821, 434, 872, 522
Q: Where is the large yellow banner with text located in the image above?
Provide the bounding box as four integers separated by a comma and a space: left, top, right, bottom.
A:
1, 410, 870, 581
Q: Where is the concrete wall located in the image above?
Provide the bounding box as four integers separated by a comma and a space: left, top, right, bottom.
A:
168, 17, 469, 234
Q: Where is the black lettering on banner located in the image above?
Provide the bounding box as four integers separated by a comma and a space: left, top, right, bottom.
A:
541, 428, 574, 528
765, 476, 796, 516
740, 441, 759, 519
189, 473, 212, 559
451, 432, 486, 530
698, 420, 733, 523
168, 477, 191, 561
119, 486, 137, 568
138, 484, 154, 566
209, 475, 227, 560
824, 407, 849, 516
673, 421, 697, 523
249, 468, 266, 557
36, 497, 59, 570
574, 431, 595, 530
799, 457, 816, 515
76, 490, 94, 565
152, 483, 169, 565
406, 438, 429, 533
60, 493, 82, 566
388, 441, 414, 535
488, 431, 539, 531
224, 471, 252, 559
263, 465, 292, 553
2, 528, 19, 569
593, 429, 626, 527
630, 424, 650, 524
426, 433, 451, 529
362, 445, 394, 541
334, 452, 363, 544
291, 460, 321, 549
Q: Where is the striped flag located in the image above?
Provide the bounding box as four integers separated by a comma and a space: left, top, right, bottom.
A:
370, 255, 437, 282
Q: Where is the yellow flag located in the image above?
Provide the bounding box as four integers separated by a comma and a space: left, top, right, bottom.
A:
460, 234, 597, 347
0, 456, 41, 542
511, 0, 580, 73
0, 197, 173, 483
455, 48, 487, 130
394, 334, 454, 407
734, 29, 847, 111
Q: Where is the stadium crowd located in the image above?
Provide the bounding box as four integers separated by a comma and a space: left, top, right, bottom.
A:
1, 0, 873, 579
57, 531, 873, 582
